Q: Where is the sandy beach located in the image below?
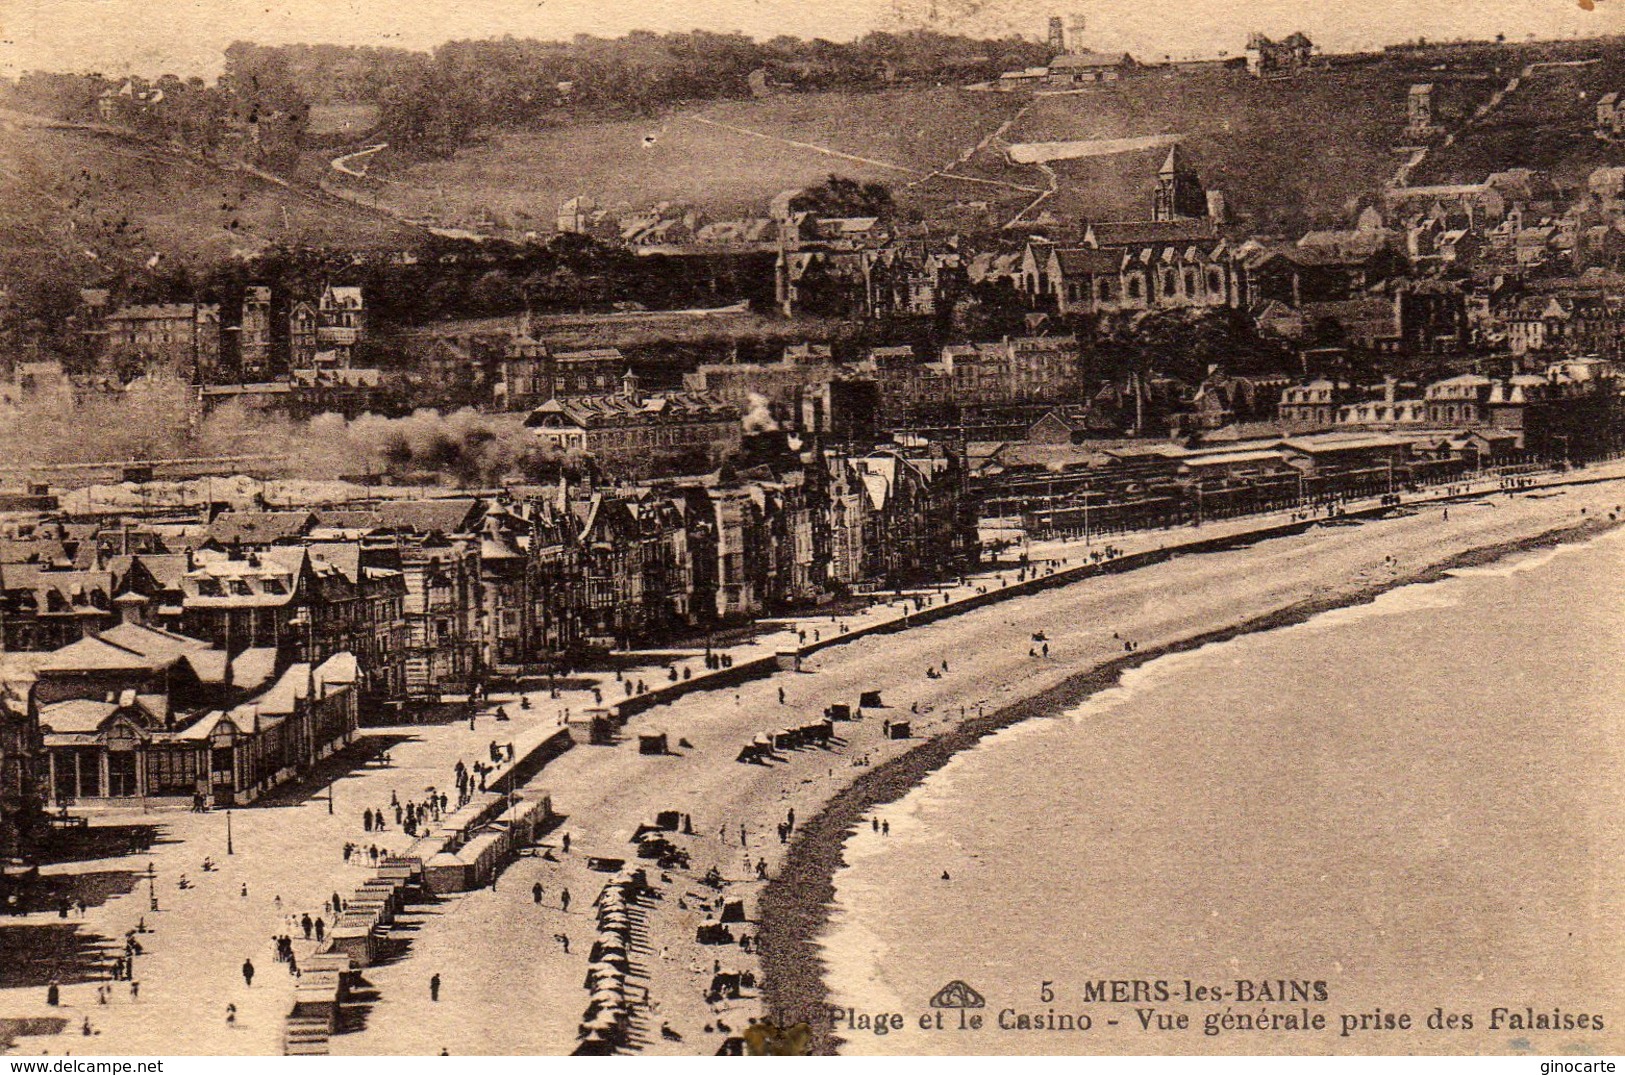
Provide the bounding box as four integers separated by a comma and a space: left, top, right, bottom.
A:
352, 467, 1625, 1056
7, 467, 1624, 1056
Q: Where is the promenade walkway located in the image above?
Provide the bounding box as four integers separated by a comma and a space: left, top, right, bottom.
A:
4, 456, 1621, 1054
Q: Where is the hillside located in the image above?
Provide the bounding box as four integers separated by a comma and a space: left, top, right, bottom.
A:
1411, 52, 1625, 189
0, 111, 419, 312
1004, 65, 1500, 231
349, 85, 1038, 231
340, 63, 1517, 237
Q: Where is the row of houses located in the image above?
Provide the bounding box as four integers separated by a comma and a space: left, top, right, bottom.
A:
1276, 358, 1622, 457
1, 436, 976, 700
78, 284, 368, 385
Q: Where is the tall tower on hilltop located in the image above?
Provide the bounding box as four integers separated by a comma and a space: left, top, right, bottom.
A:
1153, 144, 1208, 221
1048, 16, 1066, 56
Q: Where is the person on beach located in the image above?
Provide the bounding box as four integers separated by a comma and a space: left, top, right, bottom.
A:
532, 882, 543, 904
242, 958, 255, 987
560, 888, 571, 913
872, 818, 879, 832
882, 820, 889, 835
430, 973, 441, 1002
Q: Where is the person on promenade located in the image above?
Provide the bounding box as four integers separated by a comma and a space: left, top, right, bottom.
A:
560, 888, 571, 913
242, 958, 255, 987
532, 882, 543, 904
430, 973, 441, 1002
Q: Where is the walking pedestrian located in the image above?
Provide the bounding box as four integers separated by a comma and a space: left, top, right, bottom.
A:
242, 958, 255, 987
429, 973, 441, 1002
314, 918, 325, 942
560, 888, 571, 913
532, 882, 543, 904
561, 832, 570, 854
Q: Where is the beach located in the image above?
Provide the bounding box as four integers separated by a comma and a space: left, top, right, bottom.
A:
7, 470, 1625, 1056
343, 469, 1625, 1056
809, 525, 1625, 1056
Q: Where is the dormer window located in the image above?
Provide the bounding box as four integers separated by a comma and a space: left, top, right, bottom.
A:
196, 577, 223, 597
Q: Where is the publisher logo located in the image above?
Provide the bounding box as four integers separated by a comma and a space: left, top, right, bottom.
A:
930, 980, 987, 1009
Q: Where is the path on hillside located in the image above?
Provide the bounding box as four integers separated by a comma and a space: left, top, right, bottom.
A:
1391, 56, 1601, 188
0, 104, 418, 239
683, 113, 1043, 195
1003, 161, 1058, 229
330, 143, 389, 179
907, 97, 1043, 193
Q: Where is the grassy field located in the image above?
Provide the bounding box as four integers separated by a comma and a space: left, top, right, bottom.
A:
347, 66, 1514, 236
1413, 54, 1625, 189
1010, 66, 1498, 229
0, 117, 416, 287
360, 86, 1034, 229
306, 102, 382, 138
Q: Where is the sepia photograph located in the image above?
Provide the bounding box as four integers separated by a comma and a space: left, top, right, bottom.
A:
0, 0, 1620, 1061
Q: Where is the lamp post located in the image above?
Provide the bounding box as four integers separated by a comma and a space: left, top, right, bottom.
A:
147, 862, 158, 913
327, 781, 335, 815
226, 803, 234, 856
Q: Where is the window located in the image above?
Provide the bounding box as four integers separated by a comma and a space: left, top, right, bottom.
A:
1208, 269, 1224, 292
1127, 277, 1143, 300
230, 579, 253, 596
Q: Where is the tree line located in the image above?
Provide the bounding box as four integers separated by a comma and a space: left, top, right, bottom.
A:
2, 30, 1050, 162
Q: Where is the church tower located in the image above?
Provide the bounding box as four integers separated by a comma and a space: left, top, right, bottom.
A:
1153, 145, 1208, 221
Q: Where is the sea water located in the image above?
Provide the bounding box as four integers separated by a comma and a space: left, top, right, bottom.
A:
817, 530, 1625, 1054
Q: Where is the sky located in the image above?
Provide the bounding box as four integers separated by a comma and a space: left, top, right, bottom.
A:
0, 0, 1620, 79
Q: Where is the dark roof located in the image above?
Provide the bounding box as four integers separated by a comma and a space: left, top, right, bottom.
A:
1087, 220, 1219, 248
1049, 51, 1133, 69
1051, 247, 1122, 275
370, 499, 484, 537
207, 511, 318, 547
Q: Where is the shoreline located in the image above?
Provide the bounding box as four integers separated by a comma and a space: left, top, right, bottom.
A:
756, 513, 1623, 1055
